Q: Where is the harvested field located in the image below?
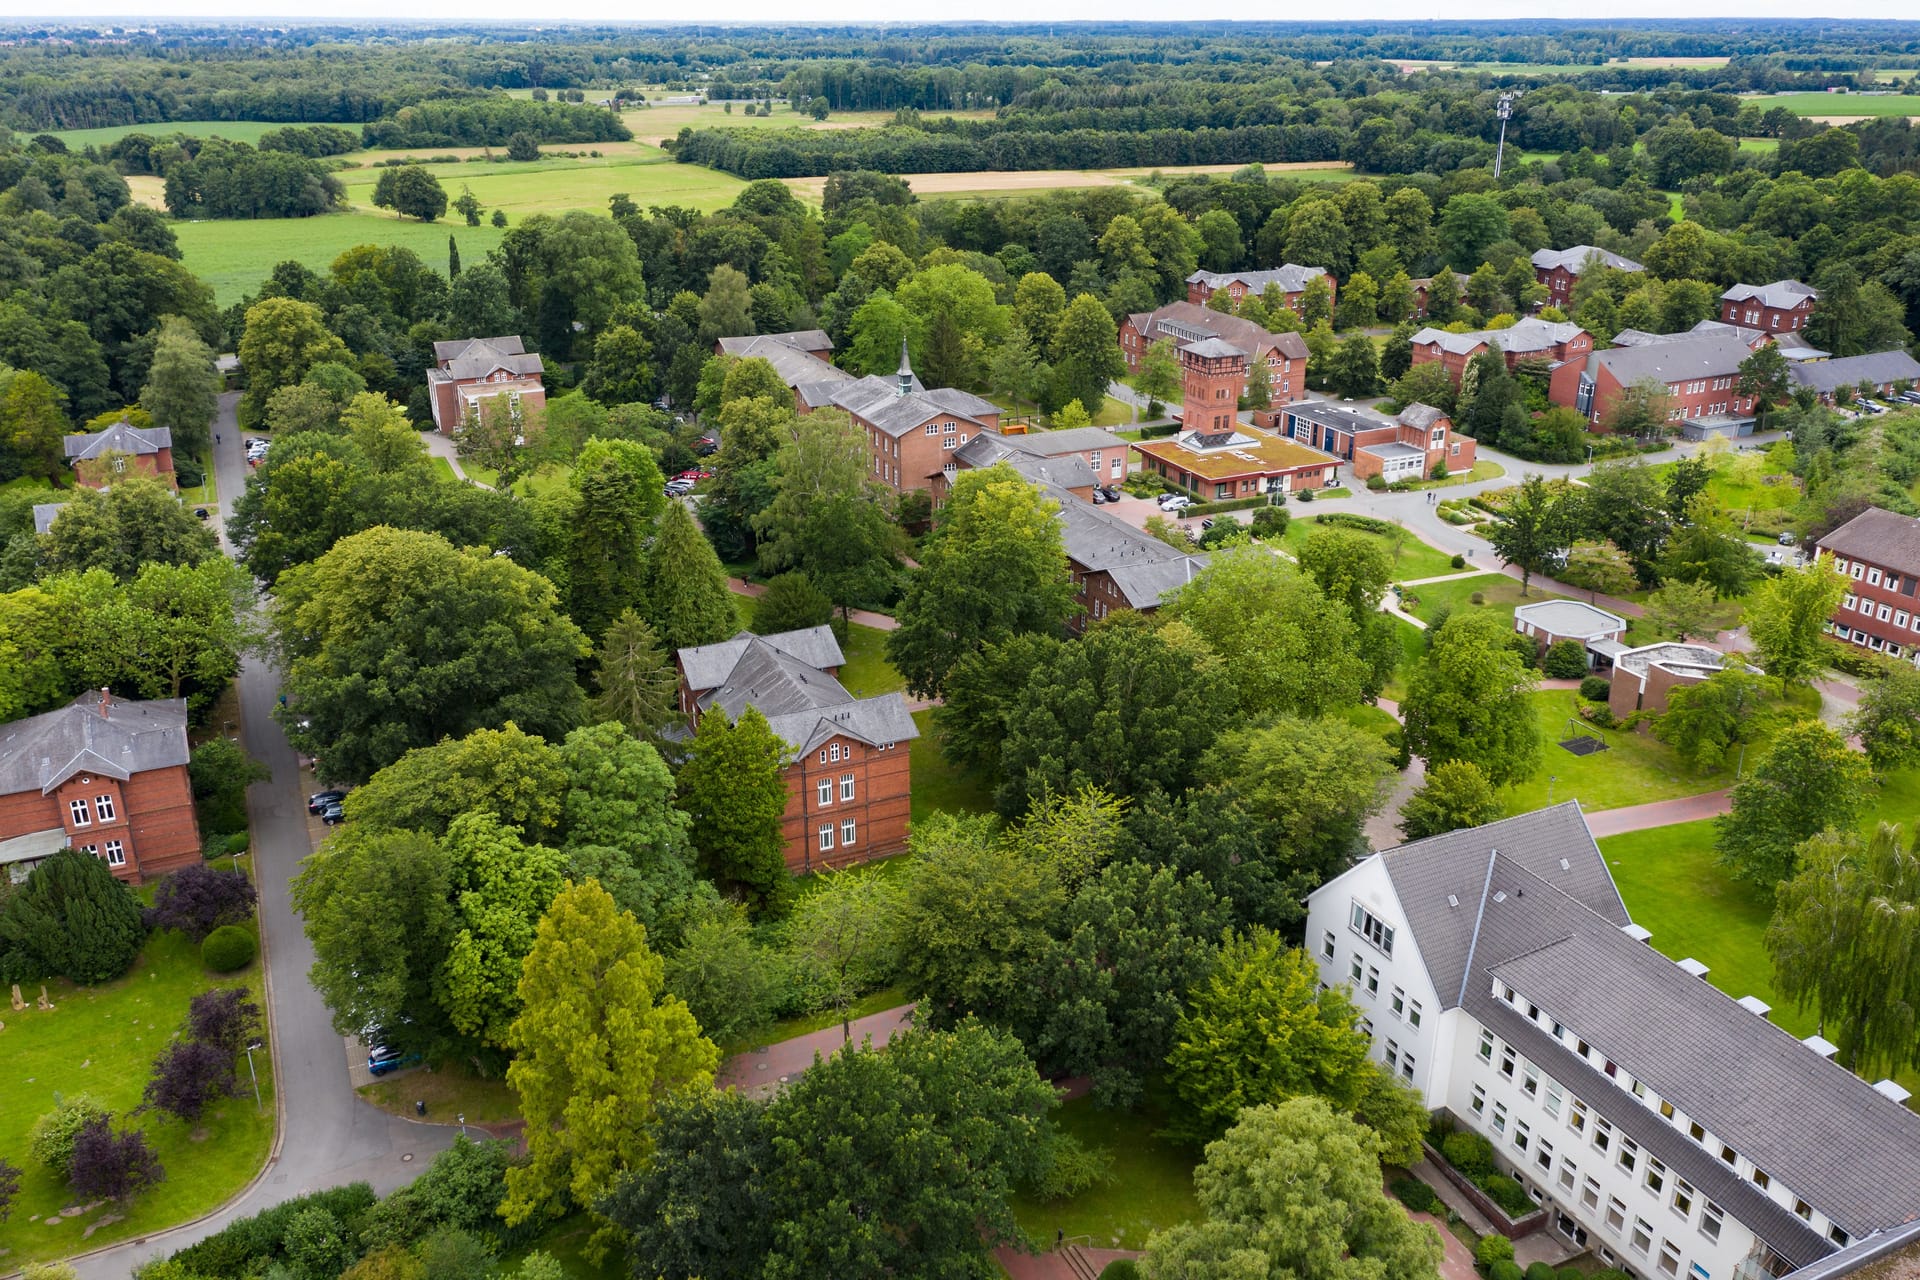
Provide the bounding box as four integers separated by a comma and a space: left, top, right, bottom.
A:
780, 160, 1355, 200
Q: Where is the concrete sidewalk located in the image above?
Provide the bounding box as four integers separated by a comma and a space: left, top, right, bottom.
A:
1584, 789, 1732, 838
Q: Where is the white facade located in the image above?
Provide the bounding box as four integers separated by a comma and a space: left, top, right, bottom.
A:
1306, 838, 1880, 1280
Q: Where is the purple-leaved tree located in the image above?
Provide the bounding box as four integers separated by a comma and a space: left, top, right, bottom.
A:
0, 1156, 20, 1222
67, 1117, 164, 1202
188, 987, 262, 1060
144, 864, 257, 940
142, 1039, 240, 1124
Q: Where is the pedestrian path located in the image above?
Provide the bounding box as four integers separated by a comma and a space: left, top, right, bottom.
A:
1398, 569, 1490, 587
726, 578, 901, 632
718, 1003, 915, 1097
1583, 789, 1732, 838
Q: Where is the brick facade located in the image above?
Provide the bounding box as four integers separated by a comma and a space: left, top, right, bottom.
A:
1818, 508, 1920, 662
1720, 282, 1817, 334
779, 733, 912, 875
1121, 303, 1310, 407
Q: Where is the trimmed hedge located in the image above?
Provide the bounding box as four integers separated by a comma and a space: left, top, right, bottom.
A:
1475, 1234, 1516, 1268
1391, 1177, 1441, 1214
169, 1183, 379, 1276
1312, 511, 1395, 534
1580, 675, 1611, 701
1189, 495, 1272, 516
202, 925, 257, 973
1099, 1263, 1142, 1280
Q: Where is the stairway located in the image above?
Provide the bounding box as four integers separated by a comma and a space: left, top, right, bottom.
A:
1061, 1243, 1102, 1280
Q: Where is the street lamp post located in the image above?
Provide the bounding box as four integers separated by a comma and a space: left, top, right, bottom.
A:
458, 1112, 467, 1138
1548, 775, 1558, 805
245, 1040, 263, 1114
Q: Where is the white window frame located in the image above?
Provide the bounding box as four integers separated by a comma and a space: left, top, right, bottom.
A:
841, 818, 856, 846
70, 798, 92, 827
95, 793, 116, 822
840, 773, 855, 801
818, 825, 835, 852
817, 779, 833, 807
102, 839, 126, 867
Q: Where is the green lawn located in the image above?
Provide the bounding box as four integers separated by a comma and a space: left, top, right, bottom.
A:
0, 929, 275, 1269
1747, 92, 1920, 116
1738, 137, 1780, 153
358, 1061, 519, 1126
1500, 689, 1728, 815
1278, 517, 1458, 582
178, 451, 216, 506
1408, 459, 1505, 490
427, 455, 459, 483
502, 1216, 624, 1280
837, 624, 906, 698
332, 149, 748, 223
49, 119, 292, 148
174, 213, 507, 307
1010, 1094, 1201, 1250
1396, 572, 1547, 627
909, 708, 997, 822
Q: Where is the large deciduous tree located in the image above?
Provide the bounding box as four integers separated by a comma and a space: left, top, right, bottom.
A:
1747, 561, 1851, 688
1653, 668, 1771, 773
501, 880, 717, 1230
1399, 759, 1501, 841
41, 474, 218, 581
1767, 822, 1920, 1076
269, 526, 588, 783
236, 296, 350, 429
1487, 474, 1569, 596
1716, 720, 1872, 888
1847, 662, 1920, 771
1141, 1097, 1445, 1280
138, 315, 220, 455
675, 706, 791, 915
565, 437, 664, 642
1048, 292, 1124, 419
886, 466, 1077, 698
1402, 611, 1541, 787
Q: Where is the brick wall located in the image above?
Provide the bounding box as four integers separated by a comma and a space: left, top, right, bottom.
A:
779, 734, 911, 873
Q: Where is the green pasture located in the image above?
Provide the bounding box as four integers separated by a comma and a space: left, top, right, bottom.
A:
174, 213, 503, 307
1747, 92, 1920, 116
47, 119, 292, 149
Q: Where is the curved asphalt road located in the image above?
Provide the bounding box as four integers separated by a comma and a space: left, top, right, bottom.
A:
70, 396, 458, 1280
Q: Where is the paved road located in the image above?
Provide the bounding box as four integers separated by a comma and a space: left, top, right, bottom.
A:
71, 400, 458, 1279
1585, 790, 1734, 839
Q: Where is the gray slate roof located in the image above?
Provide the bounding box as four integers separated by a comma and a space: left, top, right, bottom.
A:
1180, 336, 1247, 360
717, 329, 832, 357
1397, 403, 1448, 431
63, 421, 171, 460
1531, 245, 1643, 275
32, 502, 67, 535
0, 693, 191, 795
1587, 331, 1755, 386
1687, 320, 1828, 360
1129, 302, 1311, 361
1514, 598, 1627, 639
1106, 553, 1212, 609
761, 695, 919, 759
1467, 855, 1920, 1248
1188, 265, 1327, 295
828, 376, 994, 440
1412, 317, 1584, 358
1003, 426, 1131, 457
717, 333, 854, 395
679, 628, 845, 695
432, 336, 544, 381
1286, 399, 1396, 434
956, 436, 1102, 491
1790, 350, 1920, 395
1722, 280, 1817, 310
1817, 507, 1920, 577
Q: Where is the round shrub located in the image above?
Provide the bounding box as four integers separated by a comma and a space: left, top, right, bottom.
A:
1580, 675, 1611, 701
1543, 638, 1590, 679
1482, 1174, 1532, 1217
1391, 1177, 1440, 1214
1527, 1263, 1560, 1280
1491, 1262, 1523, 1280
1442, 1131, 1495, 1179
1469, 591, 1486, 606
202, 925, 257, 973
1367, 474, 1388, 491
1451, 553, 1467, 569
1474, 1234, 1516, 1269
1099, 1263, 1142, 1280
29, 1094, 109, 1177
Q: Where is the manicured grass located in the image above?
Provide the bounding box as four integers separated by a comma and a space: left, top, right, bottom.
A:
1748, 92, 1920, 116
49, 119, 291, 148
1738, 137, 1780, 153
1009, 1094, 1201, 1250
1409, 459, 1505, 489
502, 1216, 624, 1280
357, 1060, 520, 1126
174, 213, 506, 307
178, 451, 216, 506
333, 149, 750, 223
1500, 689, 1729, 815
909, 708, 997, 822
1278, 517, 1457, 582
1318, 486, 1353, 499
726, 985, 911, 1057
1395, 573, 1540, 627
0, 929, 275, 1269
837, 623, 906, 698
427, 455, 459, 483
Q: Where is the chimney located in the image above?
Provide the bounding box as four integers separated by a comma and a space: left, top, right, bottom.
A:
98, 686, 110, 718
896, 338, 913, 397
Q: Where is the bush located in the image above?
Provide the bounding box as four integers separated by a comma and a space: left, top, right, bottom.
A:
1100, 1263, 1142, 1280
1189, 495, 1270, 516
1580, 675, 1611, 701
1313, 511, 1394, 534
189, 739, 270, 838
359, 1137, 533, 1253
175, 463, 206, 489
1451, 554, 1466, 568
1482, 1174, 1532, 1216
1295, 487, 1313, 501
1249, 506, 1291, 539
0, 849, 148, 984
1442, 1131, 1495, 1179
1474, 1234, 1515, 1269
1469, 591, 1485, 606
1543, 638, 1589, 679
1367, 474, 1388, 491
1028, 1131, 1116, 1201
753, 572, 833, 635
1491, 1262, 1524, 1280
1391, 1177, 1440, 1214
146, 864, 257, 940
1583, 703, 1619, 730
1526, 1263, 1560, 1280
30, 1095, 110, 1177
202, 925, 257, 973
168, 1184, 379, 1277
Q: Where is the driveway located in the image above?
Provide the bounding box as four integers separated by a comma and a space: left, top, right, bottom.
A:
70, 401, 459, 1279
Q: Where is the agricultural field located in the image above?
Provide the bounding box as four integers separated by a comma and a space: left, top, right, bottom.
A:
332, 149, 745, 218
1745, 91, 1920, 117
781, 160, 1358, 203
619, 99, 996, 146
174, 213, 507, 307
46, 119, 292, 149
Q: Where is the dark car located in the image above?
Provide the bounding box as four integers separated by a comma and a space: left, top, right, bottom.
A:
308, 789, 346, 814
319, 802, 346, 826
694, 436, 718, 456
367, 1045, 419, 1077
1099, 487, 1121, 503
1091, 488, 1109, 504
194, 507, 211, 520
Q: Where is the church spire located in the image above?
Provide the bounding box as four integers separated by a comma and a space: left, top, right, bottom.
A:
896, 338, 913, 396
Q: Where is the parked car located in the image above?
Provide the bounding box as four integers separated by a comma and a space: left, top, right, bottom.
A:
664, 480, 695, 497
1091, 488, 1109, 504
1098, 487, 1121, 503
675, 468, 712, 481
1161, 495, 1195, 513
694, 436, 718, 456
367, 1045, 419, 1077
1778, 531, 1798, 546
194, 507, 211, 521
319, 802, 346, 826
1200, 517, 1215, 530
308, 789, 346, 814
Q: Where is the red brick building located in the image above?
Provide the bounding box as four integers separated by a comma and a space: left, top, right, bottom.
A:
1121, 303, 1311, 406
1817, 507, 1920, 661
946, 425, 1133, 502
0, 693, 201, 886
62, 421, 176, 490
716, 330, 854, 413
833, 347, 1002, 498
1409, 272, 1470, 319
1052, 483, 1209, 630
1186, 265, 1335, 320
1720, 280, 1818, 333
1789, 350, 1920, 407
427, 336, 546, 435
1133, 339, 1341, 497
1276, 400, 1476, 483
1572, 331, 1759, 434
1531, 245, 1643, 307
1410, 317, 1592, 406
1608, 643, 1748, 718
1513, 599, 1627, 667
674, 628, 918, 873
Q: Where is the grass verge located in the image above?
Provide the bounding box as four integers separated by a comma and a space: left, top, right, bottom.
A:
909, 708, 997, 822
1009, 1094, 1200, 1250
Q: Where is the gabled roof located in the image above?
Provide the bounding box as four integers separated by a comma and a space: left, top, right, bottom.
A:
0, 693, 191, 796
1413, 316, 1585, 358
1722, 279, 1818, 310
32, 502, 66, 535
1000, 426, 1130, 458
761, 695, 920, 759
1129, 302, 1310, 361
717, 329, 832, 357
1397, 403, 1448, 431
717, 333, 855, 395
1286, 399, 1396, 434
1531, 245, 1643, 275
63, 421, 171, 460
955, 435, 1102, 490
678, 627, 845, 696
828, 377, 994, 440
1587, 331, 1755, 386
1187, 265, 1327, 295
1180, 336, 1247, 360
433, 336, 543, 381
1790, 350, 1920, 395
1514, 598, 1627, 639
1817, 507, 1920, 577
1107, 553, 1213, 609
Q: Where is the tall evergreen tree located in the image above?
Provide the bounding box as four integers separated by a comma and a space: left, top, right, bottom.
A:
448, 234, 461, 279
0, 849, 147, 984
675, 707, 792, 915
138, 316, 220, 456
590, 609, 680, 747
566, 439, 660, 642
642, 501, 739, 652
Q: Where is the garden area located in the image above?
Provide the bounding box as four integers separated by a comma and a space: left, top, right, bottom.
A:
1276, 514, 1462, 582
910, 708, 997, 822
1008, 1095, 1200, 1251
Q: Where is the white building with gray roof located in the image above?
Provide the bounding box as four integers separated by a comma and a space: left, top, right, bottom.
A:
1307, 804, 1920, 1280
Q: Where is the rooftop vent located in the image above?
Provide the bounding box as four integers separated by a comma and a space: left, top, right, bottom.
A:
1677, 958, 1710, 979
1873, 1080, 1913, 1104
1559, 858, 1571, 871
1622, 924, 1653, 943
1736, 996, 1772, 1020
1492, 890, 1507, 903
1447, 894, 1460, 908
1801, 1034, 1839, 1059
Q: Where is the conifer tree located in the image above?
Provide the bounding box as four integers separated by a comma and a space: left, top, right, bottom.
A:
675, 707, 792, 914
642, 501, 739, 652
589, 609, 680, 747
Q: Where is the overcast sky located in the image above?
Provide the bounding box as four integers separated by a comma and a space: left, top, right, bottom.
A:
28, 1, 1920, 23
